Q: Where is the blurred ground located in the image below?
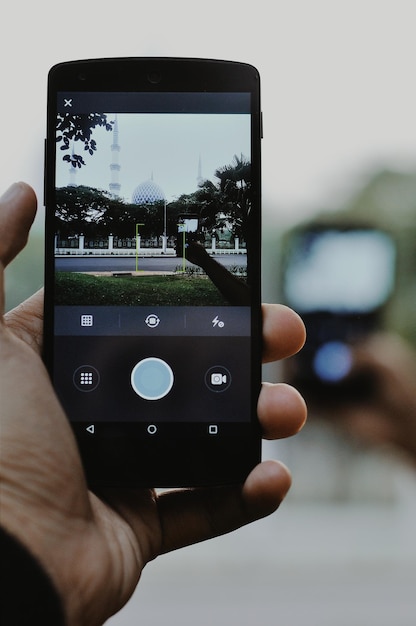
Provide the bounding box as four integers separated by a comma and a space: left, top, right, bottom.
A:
107, 444, 416, 626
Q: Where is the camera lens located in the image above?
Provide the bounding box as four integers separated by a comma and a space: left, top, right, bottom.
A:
147, 72, 161, 84
78, 73, 87, 81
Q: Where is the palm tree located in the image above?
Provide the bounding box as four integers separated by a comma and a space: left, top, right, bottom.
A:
214, 154, 252, 241
215, 154, 251, 192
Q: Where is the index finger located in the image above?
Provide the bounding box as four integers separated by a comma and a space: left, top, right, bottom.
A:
262, 303, 306, 363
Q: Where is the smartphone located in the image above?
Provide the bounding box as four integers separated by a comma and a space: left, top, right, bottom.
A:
43, 58, 262, 487
281, 224, 396, 400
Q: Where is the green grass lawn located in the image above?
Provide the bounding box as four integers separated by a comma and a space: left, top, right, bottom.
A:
55, 272, 228, 306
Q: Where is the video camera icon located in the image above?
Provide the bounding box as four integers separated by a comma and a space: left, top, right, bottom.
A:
211, 372, 227, 386
205, 366, 231, 392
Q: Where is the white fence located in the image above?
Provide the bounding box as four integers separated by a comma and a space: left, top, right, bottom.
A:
55, 234, 247, 256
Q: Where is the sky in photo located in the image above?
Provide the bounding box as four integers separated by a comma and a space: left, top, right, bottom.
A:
55, 113, 251, 204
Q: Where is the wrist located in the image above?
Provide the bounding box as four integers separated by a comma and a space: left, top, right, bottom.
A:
0, 483, 95, 625
0, 526, 66, 624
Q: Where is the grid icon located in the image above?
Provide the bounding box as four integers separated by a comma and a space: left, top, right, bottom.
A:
80, 372, 93, 385
73, 366, 100, 392
80, 314, 94, 327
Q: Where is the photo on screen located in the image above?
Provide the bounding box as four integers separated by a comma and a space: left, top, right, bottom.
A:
54, 111, 252, 307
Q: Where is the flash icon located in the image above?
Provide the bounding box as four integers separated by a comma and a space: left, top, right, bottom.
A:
212, 315, 225, 328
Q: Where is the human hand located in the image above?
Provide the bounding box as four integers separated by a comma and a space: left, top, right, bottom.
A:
0, 182, 307, 626
184, 240, 209, 266
323, 334, 416, 463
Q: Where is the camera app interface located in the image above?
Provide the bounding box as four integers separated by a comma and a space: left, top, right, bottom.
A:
52, 91, 256, 430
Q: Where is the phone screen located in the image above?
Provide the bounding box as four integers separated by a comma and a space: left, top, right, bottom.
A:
284, 228, 396, 314
282, 225, 396, 394
44, 59, 262, 486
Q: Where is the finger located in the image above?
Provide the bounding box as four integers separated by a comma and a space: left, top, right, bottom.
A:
352, 333, 416, 390
335, 406, 399, 446
262, 303, 306, 363
4, 288, 44, 353
156, 460, 291, 555
0, 261, 5, 317
258, 382, 307, 439
0, 183, 37, 267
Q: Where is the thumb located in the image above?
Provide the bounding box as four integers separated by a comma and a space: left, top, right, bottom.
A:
0, 183, 37, 268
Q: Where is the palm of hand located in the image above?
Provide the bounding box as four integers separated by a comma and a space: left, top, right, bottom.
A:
1, 288, 156, 623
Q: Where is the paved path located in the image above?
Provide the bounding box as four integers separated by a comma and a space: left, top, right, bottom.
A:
107, 497, 416, 626
56, 254, 247, 273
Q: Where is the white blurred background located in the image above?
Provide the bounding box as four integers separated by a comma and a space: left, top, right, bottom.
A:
2, 1, 416, 624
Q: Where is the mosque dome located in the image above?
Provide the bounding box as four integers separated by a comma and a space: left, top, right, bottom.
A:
132, 177, 165, 204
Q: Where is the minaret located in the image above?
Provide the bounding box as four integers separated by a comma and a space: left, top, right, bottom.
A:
109, 114, 121, 197
197, 154, 203, 186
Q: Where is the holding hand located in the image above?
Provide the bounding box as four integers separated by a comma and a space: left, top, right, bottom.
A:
326, 334, 416, 463
0, 182, 307, 626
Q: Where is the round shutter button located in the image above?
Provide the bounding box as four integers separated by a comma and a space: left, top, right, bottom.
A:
131, 357, 174, 400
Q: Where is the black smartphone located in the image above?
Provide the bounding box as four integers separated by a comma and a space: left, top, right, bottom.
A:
43, 58, 262, 487
281, 223, 396, 400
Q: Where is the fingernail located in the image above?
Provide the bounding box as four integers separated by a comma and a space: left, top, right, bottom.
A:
0, 182, 25, 203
